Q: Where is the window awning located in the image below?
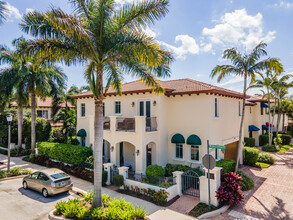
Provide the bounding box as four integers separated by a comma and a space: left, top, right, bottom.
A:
171, 133, 185, 144
262, 125, 269, 130
261, 102, 269, 108
186, 134, 202, 145
266, 122, 274, 127
249, 125, 260, 132
77, 129, 87, 137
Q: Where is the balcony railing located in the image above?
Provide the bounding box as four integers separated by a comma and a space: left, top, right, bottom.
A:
103, 117, 110, 130
116, 117, 135, 132
146, 117, 157, 132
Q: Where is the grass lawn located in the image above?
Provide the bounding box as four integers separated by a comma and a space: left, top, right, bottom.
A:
256, 162, 270, 168
279, 145, 291, 153
189, 203, 219, 217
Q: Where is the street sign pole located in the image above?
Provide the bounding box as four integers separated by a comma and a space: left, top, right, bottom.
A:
207, 140, 211, 210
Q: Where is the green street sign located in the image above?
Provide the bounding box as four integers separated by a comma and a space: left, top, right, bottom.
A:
210, 145, 226, 149
209, 148, 214, 153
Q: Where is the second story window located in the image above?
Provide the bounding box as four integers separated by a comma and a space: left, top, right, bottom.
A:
215, 98, 219, 117
175, 144, 183, 159
115, 101, 121, 114
81, 103, 86, 117
37, 110, 48, 119
238, 101, 241, 116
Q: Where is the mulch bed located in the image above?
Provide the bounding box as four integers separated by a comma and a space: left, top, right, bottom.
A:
116, 189, 179, 207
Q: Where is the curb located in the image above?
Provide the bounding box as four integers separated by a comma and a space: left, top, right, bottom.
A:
0, 175, 26, 181
197, 205, 229, 219
48, 210, 72, 220
70, 186, 87, 195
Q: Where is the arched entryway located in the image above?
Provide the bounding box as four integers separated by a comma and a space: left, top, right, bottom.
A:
103, 140, 111, 163
146, 142, 156, 167
116, 141, 136, 171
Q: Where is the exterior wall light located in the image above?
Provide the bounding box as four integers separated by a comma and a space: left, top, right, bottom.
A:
111, 146, 114, 152
153, 100, 157, 106
131, 102, 135, 107
136, 149, 140, 156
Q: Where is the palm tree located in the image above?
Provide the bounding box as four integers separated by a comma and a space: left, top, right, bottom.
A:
0, 1, 7, 25
0, 38, 67, 153
211, 42, 283, 171
21, 0, 173, 208
0, 42, 29, 152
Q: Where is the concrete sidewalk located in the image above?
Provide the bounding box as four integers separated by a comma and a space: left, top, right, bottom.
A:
0, 154, 196, 219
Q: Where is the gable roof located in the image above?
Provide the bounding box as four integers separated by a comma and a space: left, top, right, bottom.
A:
71, 78, 246, 99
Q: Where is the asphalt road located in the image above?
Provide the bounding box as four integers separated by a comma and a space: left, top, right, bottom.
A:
0, 177, 76, 220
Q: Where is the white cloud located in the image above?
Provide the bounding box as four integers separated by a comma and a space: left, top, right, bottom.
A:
4, 3, 21, 22
26, 8, 34, 14
115, 0, 143, 6
161, 35, 200, 60
196, 74, 201, 78
202, 9, 276, 50
201, 43, 213, 53
274, 1, 293, 8
217, 76, 244, 86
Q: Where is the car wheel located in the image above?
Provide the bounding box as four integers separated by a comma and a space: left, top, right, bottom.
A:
42, 188, 49, 198
23, 181, 28, 190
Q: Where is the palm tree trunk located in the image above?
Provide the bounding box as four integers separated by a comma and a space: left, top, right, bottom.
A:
17, 107, 23, 153
235, 72, 247, 171
276, 99, 281, 136
283, 113, 285, 131
268, 90, 272, 145
31, 93, 37, 153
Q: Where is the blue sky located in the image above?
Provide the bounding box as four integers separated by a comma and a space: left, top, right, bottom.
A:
1, 0, 293, 95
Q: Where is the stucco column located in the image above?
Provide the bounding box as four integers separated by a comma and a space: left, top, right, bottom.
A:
173, 171, 184, 196
109, 116, 117, 132
134, 116, 146, 173
110, 144, 118, 166
200, 167, 222, 207
103, 163, 113, 185
118, 166, 129, 179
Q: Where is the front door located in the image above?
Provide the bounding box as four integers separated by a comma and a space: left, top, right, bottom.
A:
120, 142, 124, 167
146, 144, 152, 167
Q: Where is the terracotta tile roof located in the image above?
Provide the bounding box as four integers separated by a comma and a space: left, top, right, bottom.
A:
71, 78, 247, 99
245, 101, 257, 106
11, 97, 75, 108
48, 120, 64, 127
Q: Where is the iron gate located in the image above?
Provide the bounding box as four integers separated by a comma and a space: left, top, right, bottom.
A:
182, 170, 200, 197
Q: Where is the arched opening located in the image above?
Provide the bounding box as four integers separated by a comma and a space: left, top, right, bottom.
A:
103, 140, 111, 163
116, 141, 136, 171
146, 142, 156, 168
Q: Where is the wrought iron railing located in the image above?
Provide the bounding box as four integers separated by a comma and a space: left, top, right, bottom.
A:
116, 117, 135, 132
103, 117, 110, 130
146, 117, 158, 132
127, 171, 176, 189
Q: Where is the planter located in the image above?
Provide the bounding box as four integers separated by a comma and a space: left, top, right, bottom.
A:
197, 205, 229, 219
48, 209, 150, 220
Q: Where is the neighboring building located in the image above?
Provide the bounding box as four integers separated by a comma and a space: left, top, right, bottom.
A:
72, 79, 245, 174
12, 97, 75, 127
244, 96, 288, 145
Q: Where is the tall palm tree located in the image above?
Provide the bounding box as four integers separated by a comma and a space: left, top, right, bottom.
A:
211, 42, 283, 171
0, 1, 7, 25
21, 0, 173, 208
0, 38, 67, 153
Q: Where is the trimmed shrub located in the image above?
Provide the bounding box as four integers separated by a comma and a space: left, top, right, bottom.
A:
216, 172, 244, 206
50, 128, 66, 143
243, 147, 259, 166
0, 148, 7, 155
262, 144, 278, 152
146, 165, 165, 178
113, 174, 124, 187
0, 170, 7, 178
153, 190, 169, 205
259, 134, 269, 146
69, 137, 80, 145
9, 167, 21, 176
244, 137, 255, 147
37, 142, 92, 166
236, 171, 254, 191
165, 163, 190, 176
278, 134, 292, 145
258, 153, 275, 164
216, 159, 236, 173
273, 136, 282, 146
102, 171, 108, 186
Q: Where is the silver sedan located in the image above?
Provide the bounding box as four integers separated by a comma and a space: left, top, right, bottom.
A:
22, 168, 73, 197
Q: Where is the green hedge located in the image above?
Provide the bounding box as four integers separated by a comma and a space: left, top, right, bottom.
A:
262, 144, 278, 152
243, 147, 259, 166
146, 165, 165, 177
244, 137, 255, 147
165, 163, 190, 176
278, 134, 292, 145
259, 134, 269, 146
216, 159, 236, 173
37, 142, 92, 166
258, 153, 275, 164
237, 171, 254, 191
113, 174, 124, 187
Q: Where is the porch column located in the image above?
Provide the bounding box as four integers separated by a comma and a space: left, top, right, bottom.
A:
110, 143, 118, 167
199, 167, 222, 207
103, 163, 113, 185
109, 116, 117, 132
134, 116, 146, 174
173, 171, 184, 196
118, 166, 129, 179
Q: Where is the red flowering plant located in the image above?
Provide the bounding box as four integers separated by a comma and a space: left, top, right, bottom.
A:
216, 172, 244, 206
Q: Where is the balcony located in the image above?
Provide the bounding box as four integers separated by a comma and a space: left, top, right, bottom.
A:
116, 117, 136, 132
146, 117, 157, 132
104, 117, 110, 130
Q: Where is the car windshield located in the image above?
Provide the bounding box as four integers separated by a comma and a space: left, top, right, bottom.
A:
50, 173, 69, 179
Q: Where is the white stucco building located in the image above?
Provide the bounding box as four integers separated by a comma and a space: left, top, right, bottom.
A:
71, 79, 249, 174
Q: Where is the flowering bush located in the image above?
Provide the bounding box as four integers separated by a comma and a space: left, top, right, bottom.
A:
153, 190, 169, 205
216, 172, 244, 206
